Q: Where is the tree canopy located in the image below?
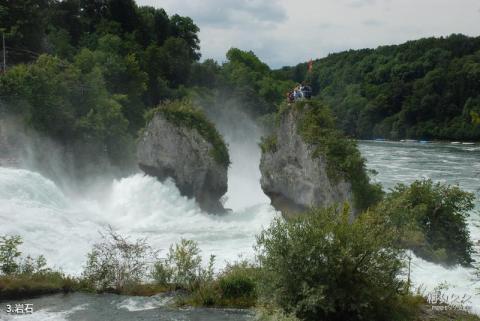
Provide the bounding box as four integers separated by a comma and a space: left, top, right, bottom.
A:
277, 35, 480, 141
0, 0, 202, 169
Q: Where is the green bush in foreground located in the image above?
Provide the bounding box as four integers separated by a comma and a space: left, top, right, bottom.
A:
0, 235, 22, 276
186, 260, 258, 308
153, 239, 257, 308
145, 100, 230, 167
0, 272, 78, 300
82, 228, 157, 293
0, 235, 78, 299
219, 264, 256, 299
256, 205, 415, 321
376, 179, 475, 266
255, 307, 300, 321
152, 238, 212, 291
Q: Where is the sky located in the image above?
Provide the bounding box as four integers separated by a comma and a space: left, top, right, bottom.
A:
137, 0, 480, 68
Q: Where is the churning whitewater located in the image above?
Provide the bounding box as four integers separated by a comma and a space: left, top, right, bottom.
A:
0, 167, 278, 275
0, 139, 479, 314
0, 122, 279, 275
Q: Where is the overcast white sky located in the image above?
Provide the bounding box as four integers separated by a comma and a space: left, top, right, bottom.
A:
137, 0, 480, 68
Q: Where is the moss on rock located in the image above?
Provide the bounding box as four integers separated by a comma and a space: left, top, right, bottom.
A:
145, 100, 230, 168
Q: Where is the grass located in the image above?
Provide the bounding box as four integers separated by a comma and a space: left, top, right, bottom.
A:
0, 275, 172, 300
117, 283, 170, 296
416, 305, 480, 321
177, 261, 258, 309
0, 272, 78, 300
144, 100, 230, 167
259, 135, 277, 153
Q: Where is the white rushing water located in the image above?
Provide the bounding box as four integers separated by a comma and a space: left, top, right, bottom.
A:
0, 115, 278, 275
359, 141, 480, 314
0, 168, 278, 274
0, 138, 479, 314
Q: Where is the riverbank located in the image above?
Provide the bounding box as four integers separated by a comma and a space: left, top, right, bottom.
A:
1, 288, 479, 321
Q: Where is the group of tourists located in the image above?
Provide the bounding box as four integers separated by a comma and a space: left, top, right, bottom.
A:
287, 83, 312, 103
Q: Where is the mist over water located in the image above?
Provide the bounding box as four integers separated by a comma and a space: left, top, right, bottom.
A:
207, 107, 271, 210
0, 110, 278, 275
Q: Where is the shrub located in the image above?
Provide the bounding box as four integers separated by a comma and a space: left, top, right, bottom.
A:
256, 205, 412, 321
186, 260, 258, 308
152, 239, 213, 291
375, 179, 475, 266
0, 235, 22, 275
255, 307, 301, 321
0, 234, 79, 299
259, 135, 277, 153
0, 272, 78, 300
219, 271, 255, 299
217, 260, 258, 307
145, 100, 230, 167
19, 255, 49, 275
82, 227, 156, 292
156, 242, 259, 308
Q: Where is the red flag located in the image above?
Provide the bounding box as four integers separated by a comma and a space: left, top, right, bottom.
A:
307, 59, 313, 72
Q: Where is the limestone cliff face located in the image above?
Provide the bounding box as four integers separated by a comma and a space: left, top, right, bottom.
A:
137, 112, 228, 214
259, 107, 353, 216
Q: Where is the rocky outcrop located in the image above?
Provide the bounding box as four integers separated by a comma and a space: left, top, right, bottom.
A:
137, 112, 228, 214
259, 106, 353, 216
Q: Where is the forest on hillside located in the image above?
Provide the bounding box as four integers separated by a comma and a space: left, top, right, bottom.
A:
1, 1, 479, 173
0, 0, 292, 169
276, 35, 480, 140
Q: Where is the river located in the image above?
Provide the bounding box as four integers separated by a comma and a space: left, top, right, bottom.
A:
0, 140, 479, 320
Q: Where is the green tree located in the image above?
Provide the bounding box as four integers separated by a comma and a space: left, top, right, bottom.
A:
83, 228, 156, 292
169, 15, 201, 60
152, 239, 203, 290
0, 235, 22, 275
376, 179, 475, 266
256, 206, 410, 321
282, 35, 480, 140
0, 0, 49, 63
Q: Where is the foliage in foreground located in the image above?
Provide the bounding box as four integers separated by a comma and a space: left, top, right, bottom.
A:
152, 239, 257, 308
256, 205, 415, 321
255, 307, 301, 321
82, 227, 157, 293
0, 235, 78, 300
0, 272, 78, 300
375, 179, 475, 266
145, 100, 230, 167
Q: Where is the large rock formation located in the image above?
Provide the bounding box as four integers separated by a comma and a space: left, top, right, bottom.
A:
137, 110, 229, 214
260, 105, 353, 216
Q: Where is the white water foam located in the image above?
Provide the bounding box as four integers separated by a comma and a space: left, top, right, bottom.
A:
1, 138, 479, 315
0, 167, 278, 274
360, 141, 480, 314
410, 254, 480, 314
117, 295, 173, 312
